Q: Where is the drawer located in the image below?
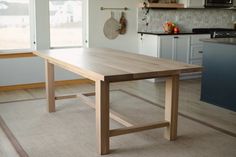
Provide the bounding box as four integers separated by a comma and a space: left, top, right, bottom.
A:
190, 59, 202, 66
190, 45, 203, 59
191, 34, 210, 45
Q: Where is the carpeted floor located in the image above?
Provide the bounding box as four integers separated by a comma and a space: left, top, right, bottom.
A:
0, 90, 236, 157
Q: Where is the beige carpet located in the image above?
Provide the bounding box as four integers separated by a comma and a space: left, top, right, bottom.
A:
0, 90, 236, 157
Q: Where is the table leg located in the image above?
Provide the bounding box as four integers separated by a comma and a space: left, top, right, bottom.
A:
164, 75, 179, 140
45, 60, 55, 113
95, 81, 110, 155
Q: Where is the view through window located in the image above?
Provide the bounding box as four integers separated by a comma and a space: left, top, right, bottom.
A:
0, 0, 30, 50
50, 0, 83, 47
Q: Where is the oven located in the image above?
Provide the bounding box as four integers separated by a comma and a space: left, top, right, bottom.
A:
192, 28, 236, 38
205, 0, 233, 7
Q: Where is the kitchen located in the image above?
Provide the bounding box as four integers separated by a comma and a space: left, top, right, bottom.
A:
138, 0, 236, 111
0, 0, 236, 157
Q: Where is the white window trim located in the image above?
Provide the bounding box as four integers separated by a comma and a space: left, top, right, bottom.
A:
49, 0, 88, 49
0, 0, 88, 52
82, 0, 88, 48
0, 0, 32, 52
31, 0, 89, 50
30, 0, 50, 50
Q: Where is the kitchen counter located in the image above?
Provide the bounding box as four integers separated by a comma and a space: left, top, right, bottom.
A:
138, 31, 210, 36
200, 38, 236, 45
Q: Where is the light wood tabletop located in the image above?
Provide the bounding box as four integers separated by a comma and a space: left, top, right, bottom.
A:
33, 48, 202, 155
33, 48, 201, 82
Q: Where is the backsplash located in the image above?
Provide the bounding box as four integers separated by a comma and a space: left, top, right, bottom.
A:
138, 9, 236, 33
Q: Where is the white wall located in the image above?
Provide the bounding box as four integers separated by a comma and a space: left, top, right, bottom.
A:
0, 57, 79, 86
88, 0, 139, 53
0, 0, 139, 86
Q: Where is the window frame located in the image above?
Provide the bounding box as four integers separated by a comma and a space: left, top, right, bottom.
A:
0, 0, 87, 52
0, 0, 32, 51
49, 0, 86, 49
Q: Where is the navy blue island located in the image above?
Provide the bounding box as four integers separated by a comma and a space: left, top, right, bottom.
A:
201, 38, 236, 111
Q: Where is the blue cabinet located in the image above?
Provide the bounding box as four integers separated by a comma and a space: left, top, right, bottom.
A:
201, 42, 236, 111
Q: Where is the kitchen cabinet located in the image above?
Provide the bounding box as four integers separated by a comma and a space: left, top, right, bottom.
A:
189, 34, 210, 64
139, 34, 210, 64
178, 0, 205, 8
139, 34, 158, 82
139, 34, 190, 82
188, 34, 210, 78
190, 45, 203, 64
139, 33, 210, 81
139, 34, 191, 63
139, 34, 158, 57
157, 36, 173, 59
157, 35, 190, 63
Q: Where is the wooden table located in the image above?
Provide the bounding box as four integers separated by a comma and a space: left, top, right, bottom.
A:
33, 48, 202, 155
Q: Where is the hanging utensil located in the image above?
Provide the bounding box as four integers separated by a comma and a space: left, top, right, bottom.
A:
118, 12, 127, 35
103, 11, 120, 40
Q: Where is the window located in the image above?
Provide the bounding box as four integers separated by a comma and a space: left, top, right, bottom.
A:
49, 0, 83, 48
0, 0, 30, 50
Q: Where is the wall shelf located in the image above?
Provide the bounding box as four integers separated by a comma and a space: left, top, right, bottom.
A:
139, 2, 184, 9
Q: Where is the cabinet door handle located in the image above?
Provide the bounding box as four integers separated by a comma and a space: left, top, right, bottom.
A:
174, 36, 179, 39
198, 51, 203, 54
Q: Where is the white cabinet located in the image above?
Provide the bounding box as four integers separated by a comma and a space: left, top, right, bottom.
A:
140, 34, 191, 63
190, 45, 203, 60
138, 33, 210, 81
139, 34, 158, 57
139, 34, 210, 65
139, 34, 158, 82
188, 34, 210, 78
189, 34, 210, 64
178, 0, 205, 8
157, 35, 190, 63
157, 36, 173, 59
174, 36, 191, 62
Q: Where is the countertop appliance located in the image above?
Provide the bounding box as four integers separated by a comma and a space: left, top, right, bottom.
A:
205, 0, 233, 8
192, 28, 236, 38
